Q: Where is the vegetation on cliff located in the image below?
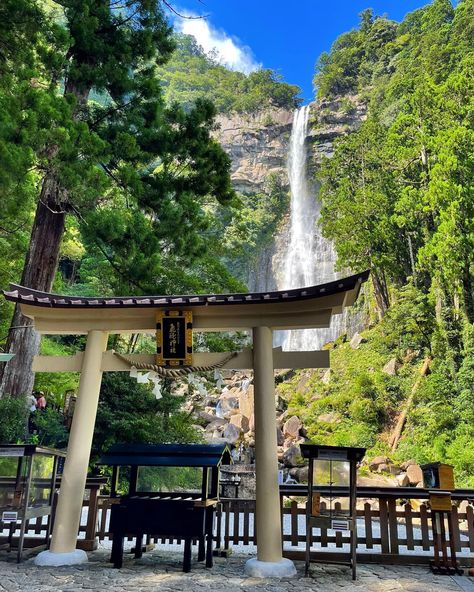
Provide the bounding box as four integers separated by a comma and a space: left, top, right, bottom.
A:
292, 0, 474, 484
157, 33, 301, 113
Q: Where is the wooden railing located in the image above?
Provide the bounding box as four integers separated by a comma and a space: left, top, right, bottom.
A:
93, 486, 474, 565
277, 485, 474, 560
3, 481, 474, 566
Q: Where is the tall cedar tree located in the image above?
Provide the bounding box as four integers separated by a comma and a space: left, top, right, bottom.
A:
0, 0, 234, 397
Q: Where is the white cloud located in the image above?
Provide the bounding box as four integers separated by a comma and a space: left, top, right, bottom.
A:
175, 16, 261, 74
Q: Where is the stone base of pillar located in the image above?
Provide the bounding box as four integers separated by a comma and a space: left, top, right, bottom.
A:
34, 549, 88, 566
244, 557, 297, 578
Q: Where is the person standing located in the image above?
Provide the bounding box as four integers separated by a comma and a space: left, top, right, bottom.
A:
35, 391, 46, 410
27, 392, 37, 434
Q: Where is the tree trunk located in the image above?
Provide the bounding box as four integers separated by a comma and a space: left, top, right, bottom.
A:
390, 357, 431, 452
438, 279, 462, 374
461, 265, 474, 325
371, 267, 390, 319
0, 177, 66, 397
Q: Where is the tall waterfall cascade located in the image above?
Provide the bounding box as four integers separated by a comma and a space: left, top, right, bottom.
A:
273, 105, 347, 351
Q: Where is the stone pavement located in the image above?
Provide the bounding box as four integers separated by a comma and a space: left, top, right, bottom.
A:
0, 548, 473, 592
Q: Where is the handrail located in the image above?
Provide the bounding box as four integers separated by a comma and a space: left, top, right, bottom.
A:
278, 484, 474, 500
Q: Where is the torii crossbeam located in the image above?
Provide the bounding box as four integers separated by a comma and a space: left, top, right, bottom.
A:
3, 270, 368, 576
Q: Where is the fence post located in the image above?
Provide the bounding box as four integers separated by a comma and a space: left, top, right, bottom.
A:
83, 483, 100, 551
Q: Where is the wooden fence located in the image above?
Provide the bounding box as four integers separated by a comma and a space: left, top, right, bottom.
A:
2, 482, 474, 565
93, 486, 474, 565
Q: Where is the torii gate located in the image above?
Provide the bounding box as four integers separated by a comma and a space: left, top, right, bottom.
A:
3, 270, 368, 577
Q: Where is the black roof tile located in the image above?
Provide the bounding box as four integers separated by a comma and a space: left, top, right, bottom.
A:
3, 271, 369, 310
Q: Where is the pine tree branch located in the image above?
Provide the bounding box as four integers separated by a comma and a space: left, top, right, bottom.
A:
95, 240, 148, 292
162, 1, 208, 19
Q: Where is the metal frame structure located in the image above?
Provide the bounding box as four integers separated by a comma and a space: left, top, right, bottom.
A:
301, 444, 365, 580
0, 444, 65, 562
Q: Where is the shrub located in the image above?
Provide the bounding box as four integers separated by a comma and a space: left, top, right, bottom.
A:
0, 395, 28, 443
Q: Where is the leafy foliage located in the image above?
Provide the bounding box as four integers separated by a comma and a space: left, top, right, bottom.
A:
157, 34, 301, 113
217, 174, 290, 286
0, 395, 28, 443
30, 407, 69, 448
91, 373, 199, 468
312, 0, 474, 483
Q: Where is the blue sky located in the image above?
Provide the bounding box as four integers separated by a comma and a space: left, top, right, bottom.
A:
172, 0, 432, 102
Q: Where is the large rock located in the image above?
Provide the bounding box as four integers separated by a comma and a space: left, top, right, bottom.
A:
223, 423, 241, 444
275, 394, 287, 412
198, 411, 216, 424
206, 418, 226, 431
321, 369, 331, 384
296, 373, 311, 393
289, 466, 309, 483
282, 445, 302, 468
248, 413, 255, 432
401, 459, 417, 470
277, 446, 284, 462
214, 108, 293, 193
230, 413, 249, 433
276, 427, 285, 446
396, 473, 410, 487
238, 387, 254, 419
388, 464, 402, 476
217, 393, 239, 418
382, 358, 400, 376
350, 333, 366, 349
276, 410, 289, 427
406, 464, 423, 486
283, 415, 302, 439
358, 475, 398, 487
317, 412, 340, 424
369, 456, 389, 471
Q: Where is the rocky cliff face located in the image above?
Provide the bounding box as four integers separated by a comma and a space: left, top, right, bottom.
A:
214, 96, 366, 195
214, 96, 367, 293
308, 95, 367, 165
214, 108, 293, 194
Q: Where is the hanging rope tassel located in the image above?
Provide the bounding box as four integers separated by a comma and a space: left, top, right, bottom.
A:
113, 350, 238, 378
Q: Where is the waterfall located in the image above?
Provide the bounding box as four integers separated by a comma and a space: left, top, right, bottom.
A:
273, 105, 346, 351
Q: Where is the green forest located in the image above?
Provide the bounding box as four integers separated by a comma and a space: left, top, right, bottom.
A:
0, 0, 473, 485
302, 0, 474, 485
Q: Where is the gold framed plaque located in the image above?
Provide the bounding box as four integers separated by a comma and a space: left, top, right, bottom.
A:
429, 493, 452, 512
156, 310, 193, 366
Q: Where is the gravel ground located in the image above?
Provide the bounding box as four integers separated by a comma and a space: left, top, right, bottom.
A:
1, 547, 474, 592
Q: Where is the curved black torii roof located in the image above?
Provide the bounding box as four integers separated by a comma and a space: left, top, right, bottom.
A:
3, 270, 369, 309
3, 271, 369, 334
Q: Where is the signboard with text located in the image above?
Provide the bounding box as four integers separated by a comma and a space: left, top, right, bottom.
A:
156, 311, 193, 366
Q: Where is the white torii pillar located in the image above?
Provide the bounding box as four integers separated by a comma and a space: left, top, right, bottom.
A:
35, 330, 108, 566
244, 326, 296, 577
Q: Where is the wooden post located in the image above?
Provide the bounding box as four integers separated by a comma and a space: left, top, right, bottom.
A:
35, 330, 108, 565
244, 326, 296, 577
82, 484, 100, 551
